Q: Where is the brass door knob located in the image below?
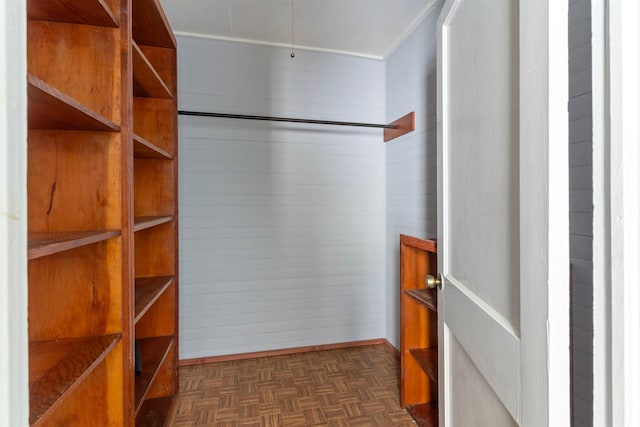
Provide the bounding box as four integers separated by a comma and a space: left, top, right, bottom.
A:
425, 274, 443, 290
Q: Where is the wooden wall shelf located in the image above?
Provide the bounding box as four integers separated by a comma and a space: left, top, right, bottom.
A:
134, 336, 174, 413
134, 133, 174, 160
134, 216, 174, 232
136, 396, 175, 426
27, 75, 120, 132
400, 235, 438, 427
26, 0, 178, 424
27, 0, 119, 27
132, 0, 176, 48
135, 276, 175, 322
28, 334, 121, 425
409, 348, 438, 383
28, 230, 120, 260
133, 41, 172, 99
405, 289, 437, 312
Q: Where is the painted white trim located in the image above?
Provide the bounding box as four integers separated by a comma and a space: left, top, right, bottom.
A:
591, 0, 610, 425
381, 0, 443, 61
0, 0, 29, 425
173, 31, 385, 60
607, 1, 640, 425
545, 1, 571, 424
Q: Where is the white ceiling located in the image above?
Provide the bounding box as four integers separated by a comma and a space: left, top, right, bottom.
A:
159, 0, 438, 59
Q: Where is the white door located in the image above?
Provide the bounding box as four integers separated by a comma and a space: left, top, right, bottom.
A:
436, 1, 570, 426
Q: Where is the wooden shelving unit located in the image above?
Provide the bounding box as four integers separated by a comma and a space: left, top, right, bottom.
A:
400, 235, 438, 427
26, 0, 178, 424
131, 0, 179, 425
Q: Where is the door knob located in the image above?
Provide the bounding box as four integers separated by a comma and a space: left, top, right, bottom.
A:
425, 274, 443, 290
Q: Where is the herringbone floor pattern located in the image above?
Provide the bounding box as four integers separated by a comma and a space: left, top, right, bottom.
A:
169, 344, 417, 426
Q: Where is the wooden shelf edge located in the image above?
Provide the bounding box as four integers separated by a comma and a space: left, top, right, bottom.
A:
132, 0, 176, 48
28, 229, 121, 260
132, 40, 173, 99
134, 133, 173, 159
29, 334, 121, 425
27, 74, 120, 132
400, 234, 437, 253
404, 289, 437, 312
133, 216, 173, 232
135, 336, 174, 415
135, 396, 176, 427
27, 0, 119, 27
406, 402, 438, 427
408, 348, 438, 384
135, 276, 175, 323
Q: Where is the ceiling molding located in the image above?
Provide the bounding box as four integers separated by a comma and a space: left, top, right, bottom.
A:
173, 31, 385, 61
383, 0, 442, 60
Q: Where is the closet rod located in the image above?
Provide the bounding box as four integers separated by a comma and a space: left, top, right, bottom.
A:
178, 110, 398, 129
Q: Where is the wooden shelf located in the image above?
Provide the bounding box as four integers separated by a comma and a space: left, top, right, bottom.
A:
135, 276, 174, 323
134, 216, 173, 232
133, 41, 172, 99
27, 0, 119, 27
132, 0, 176, 48
400, 235, 438, 423
409, 348, 438, 384
405, 288, 437, 312
134, 133, 173, 159
135, 396, 175, 427
28, 230, 120, 260
135, 336, 174, 414
27, 74, 120, 132
29, 334, 121, 425
406, 402, 438, 427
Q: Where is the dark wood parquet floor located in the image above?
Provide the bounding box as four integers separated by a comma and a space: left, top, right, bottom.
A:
169, 344, 417, 426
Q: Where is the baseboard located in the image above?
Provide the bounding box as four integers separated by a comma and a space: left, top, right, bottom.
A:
179, 338, 399, 366
381, 339, 400, 359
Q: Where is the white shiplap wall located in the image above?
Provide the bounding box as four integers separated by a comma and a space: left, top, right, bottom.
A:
569, 0, 593, 426
177, 36, 386, 359
384, 7, 441, 348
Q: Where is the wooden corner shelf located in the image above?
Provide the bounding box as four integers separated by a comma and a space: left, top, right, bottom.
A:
27, 74, 120, 132
135, 396, 176, 427
28, 230, 121, 260
406, 402, 438, 427
409, 348, 438, 384
27, 0, 119, 27
134, 133, 174, 160
29, 334, 121, 425
133, 41, 172, 99
135, 276, 175, 323
132, 0, 176, 48
400, 235, 438, 426
133, 216, 173, 232
405, 289, 437, 312
135, 336, 174, 414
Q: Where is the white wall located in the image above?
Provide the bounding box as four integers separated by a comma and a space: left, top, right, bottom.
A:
177, 36, 386, 359
568, 0, 593, 426
384, 7, 441, 348
0, 0, 29, 424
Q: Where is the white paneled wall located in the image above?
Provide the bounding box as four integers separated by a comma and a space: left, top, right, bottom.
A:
569, 0, 593, 426
384, 7, 441, 348
177, 36, 386, 359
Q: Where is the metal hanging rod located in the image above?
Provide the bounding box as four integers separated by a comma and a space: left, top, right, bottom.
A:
178, 110, 398, 129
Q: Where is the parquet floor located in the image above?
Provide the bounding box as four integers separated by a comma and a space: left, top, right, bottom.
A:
169, 344, 417, 426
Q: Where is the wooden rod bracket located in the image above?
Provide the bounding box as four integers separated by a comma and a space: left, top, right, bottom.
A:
384, 112, 415, 142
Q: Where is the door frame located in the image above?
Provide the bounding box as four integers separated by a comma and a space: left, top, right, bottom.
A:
436, 1, 570, 425
0, 0, 29, 425
593, 0, 640, 425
